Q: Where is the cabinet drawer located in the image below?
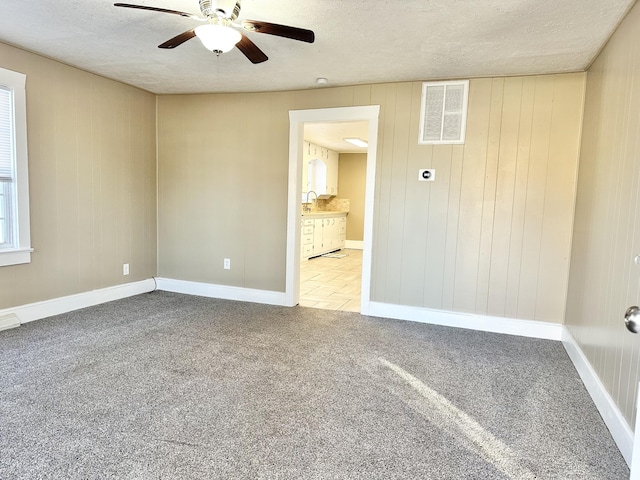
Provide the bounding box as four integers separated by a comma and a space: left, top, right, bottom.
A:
302, 234, 313, 245
303, 219, 314, 226
338, 223, 346, 234
302, 225, 314, 235
302, 244, 313, 256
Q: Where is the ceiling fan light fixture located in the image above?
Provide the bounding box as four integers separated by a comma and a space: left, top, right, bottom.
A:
195, 24, 242, 53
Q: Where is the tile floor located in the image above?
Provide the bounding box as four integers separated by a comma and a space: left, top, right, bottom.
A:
299, 249, 362, 312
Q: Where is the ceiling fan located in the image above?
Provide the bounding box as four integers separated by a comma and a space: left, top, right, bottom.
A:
114, 0, 315, 64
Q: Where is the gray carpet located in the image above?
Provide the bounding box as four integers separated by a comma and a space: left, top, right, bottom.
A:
0, 291, 629, 479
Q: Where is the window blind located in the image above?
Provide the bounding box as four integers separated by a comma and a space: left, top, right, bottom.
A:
0, 86, 14, 182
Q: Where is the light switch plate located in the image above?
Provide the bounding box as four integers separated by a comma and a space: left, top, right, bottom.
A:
418, 169, 435, 181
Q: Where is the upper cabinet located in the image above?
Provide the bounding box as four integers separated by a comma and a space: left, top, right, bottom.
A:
302, 141, 339, 199
325, 149, 339, 196
307, 158, 327, 194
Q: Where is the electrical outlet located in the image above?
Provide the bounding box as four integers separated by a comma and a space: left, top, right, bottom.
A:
123, 263, 130, 275
224, 258, 231, 270
418, 169, 435, 181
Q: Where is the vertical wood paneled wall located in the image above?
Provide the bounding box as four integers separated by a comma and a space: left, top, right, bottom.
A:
372, 75, 585, 321
158, 73, 584, 324
565, 1, 640, 427
0, 43, 157, 310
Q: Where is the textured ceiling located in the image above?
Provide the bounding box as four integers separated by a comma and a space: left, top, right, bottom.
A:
0, 0, 635, 94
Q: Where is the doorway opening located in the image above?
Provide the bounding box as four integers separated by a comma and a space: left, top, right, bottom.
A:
299, 121, 368, 312
285, 106, 380, 314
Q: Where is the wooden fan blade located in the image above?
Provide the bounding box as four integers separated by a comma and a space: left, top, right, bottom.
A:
158, 29, 196, 49
242, 20, 315, 43
236, 34, 268, 64
114, 3, 200, 20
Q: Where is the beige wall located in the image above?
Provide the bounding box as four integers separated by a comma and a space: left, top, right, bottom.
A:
0, 43, 157, 310
157, 92, 290, 290
158, 73, 584, 323
338, 153, 366, 241
565, 1, 640, 427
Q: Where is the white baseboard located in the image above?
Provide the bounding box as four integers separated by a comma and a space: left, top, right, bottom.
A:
367, 301, 563, 340
156, 277, 287, 306
344, 240, 363, 250
0, 279, 156, 325
631, 384, 640, 477
561, 327, 633, 466
0, 313, 20, 331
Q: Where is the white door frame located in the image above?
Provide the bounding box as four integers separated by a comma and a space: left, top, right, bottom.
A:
284, 105, 380, 313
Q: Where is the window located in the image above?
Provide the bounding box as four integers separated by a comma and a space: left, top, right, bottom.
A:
418, 80, 469, 145
0, 66, 31, 267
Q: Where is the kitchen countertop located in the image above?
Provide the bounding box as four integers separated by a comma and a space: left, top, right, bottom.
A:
301, 211, 348, 218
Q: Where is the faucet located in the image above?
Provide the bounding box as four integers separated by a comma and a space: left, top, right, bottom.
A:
304, 191, 318, 213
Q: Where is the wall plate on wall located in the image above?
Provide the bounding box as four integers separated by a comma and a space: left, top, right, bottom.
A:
418, 169, 435, 181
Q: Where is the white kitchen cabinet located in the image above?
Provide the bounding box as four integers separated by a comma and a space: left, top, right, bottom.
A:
337, 215, 346, 248
313, 218, 323, 253
300, 213, 347, 259
301, 141, 339, 198
325, 149, 339, 196
320, 217, 333, 251
301, 218, 314, 259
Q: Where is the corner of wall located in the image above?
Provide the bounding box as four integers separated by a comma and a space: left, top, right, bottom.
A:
561, 326, 633, 466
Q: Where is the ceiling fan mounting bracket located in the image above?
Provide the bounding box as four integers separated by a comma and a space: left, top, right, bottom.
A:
199, 0, 241, 20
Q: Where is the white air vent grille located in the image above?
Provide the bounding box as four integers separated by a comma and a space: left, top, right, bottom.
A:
419, 80, 469, 145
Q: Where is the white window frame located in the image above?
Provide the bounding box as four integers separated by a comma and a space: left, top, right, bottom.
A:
418, 79, 469, 145
0, 66, 31, 267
